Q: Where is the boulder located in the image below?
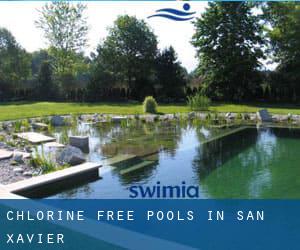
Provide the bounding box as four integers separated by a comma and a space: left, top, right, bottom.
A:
69, 136, 89, 153
56, 146, 85, 166
32, 122, 48, 130
257, 109, 272, 122
188, 112, 196, 119
225, 112, 234, 120
51, 116, 65, 126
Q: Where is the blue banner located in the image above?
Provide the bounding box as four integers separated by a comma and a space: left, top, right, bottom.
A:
0, 199, 298, 250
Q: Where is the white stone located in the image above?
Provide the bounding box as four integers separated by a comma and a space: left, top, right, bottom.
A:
13, 151, 31, 159
13, 167, 23, 174
23, 171, 33, 177
111, 116, 127, 123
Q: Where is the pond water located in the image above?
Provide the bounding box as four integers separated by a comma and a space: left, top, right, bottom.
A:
45, 121, 300, 199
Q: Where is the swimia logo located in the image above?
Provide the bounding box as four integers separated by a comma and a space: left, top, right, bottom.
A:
147, 3, 196, 22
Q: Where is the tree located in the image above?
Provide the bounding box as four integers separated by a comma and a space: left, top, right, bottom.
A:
31, 50, 50, 76
90, 15, 158, 100
155, 46, 187, 101
0, 27, 31, 99
263, 3, 300, 101
37, 61, 55, 100
35, 1, 88, 75
191, 2, 264, 101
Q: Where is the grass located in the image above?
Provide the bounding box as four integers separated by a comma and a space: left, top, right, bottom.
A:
0, 101, 300, 121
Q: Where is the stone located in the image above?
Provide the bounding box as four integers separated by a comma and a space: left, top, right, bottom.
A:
56, 146, 85, 166
257, 109, 272, 122
225, 112, 234, 120
111, 116, 127, 123
23, 171, 33, 177
44, 142, 65, 148
13, 167, 23, 174
69, 136, 89, 153
51, 115, 65, 126
188, 112, 195, 119
17, 132, 56, 144
32, 122, 48, 130
12, 153, 24, 164
0, 149, 13, 160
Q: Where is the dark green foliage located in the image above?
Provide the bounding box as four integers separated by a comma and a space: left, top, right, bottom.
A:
37, 61, 55, 100
0, 27, 31, 100
192, 2, 264, 101
155, 46, 187, 101
263, 3, 300, 101
89, 15, 158, 101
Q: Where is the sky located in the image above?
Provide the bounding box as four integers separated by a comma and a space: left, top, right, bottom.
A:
0, 1, 208, 72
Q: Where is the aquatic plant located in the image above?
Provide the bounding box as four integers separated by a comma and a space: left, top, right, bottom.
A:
143, 96, 158, 114
59, 129, 69, 145
237, 113, 243, 120
120, 119, 128, 128
187, 93, 211, 111
13, 119, 31, 133
30, 147, 68, 174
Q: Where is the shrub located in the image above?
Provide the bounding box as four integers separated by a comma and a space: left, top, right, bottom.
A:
187, 92, 211, 111
143, 96, 158, 114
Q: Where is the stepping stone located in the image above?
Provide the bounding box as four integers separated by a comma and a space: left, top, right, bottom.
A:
257, 109, 272, 122
44, 142, 65, 148
105, 154, 138, 167
0, 149, 13, 160
120, 161, 155, 175
32, 122, 48, 130
17, 132, 56, 144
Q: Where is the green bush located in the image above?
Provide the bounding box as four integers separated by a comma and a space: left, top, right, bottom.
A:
143, 96, 158, 114
187, 93, 211, 111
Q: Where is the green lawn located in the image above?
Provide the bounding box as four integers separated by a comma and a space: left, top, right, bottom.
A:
0, 101, 300, 121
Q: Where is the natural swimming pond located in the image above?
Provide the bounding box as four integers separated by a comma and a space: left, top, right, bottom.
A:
36, 120, 300, 199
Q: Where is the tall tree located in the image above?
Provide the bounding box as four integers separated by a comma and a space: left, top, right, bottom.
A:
155, 46, 187, 100
192, 2, 264, 101
90, 15, 158, 100
0, 27, 31, 99
263, 3, 300, 101
35, 1, 88, 75
37, 60, 55, 100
